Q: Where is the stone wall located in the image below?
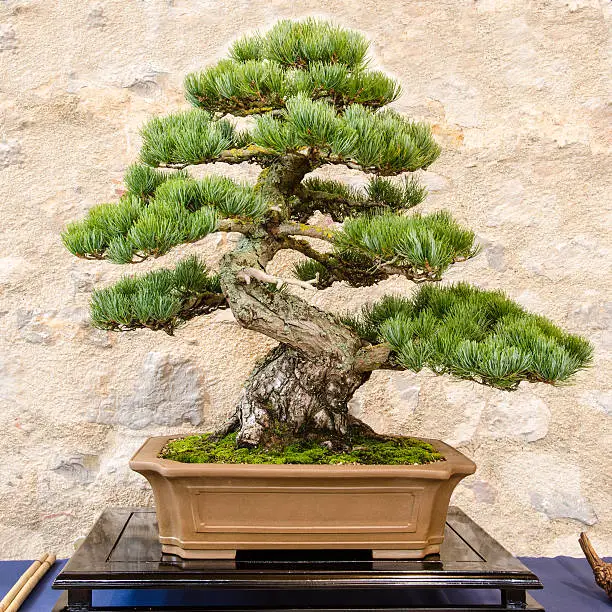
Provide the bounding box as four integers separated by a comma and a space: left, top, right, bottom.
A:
0, 0, 610, 559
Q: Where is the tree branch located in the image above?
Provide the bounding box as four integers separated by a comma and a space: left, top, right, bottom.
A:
323, 155, 426, 177
281, 237, 334, 265
376, 262, 442, 283
217, 219, 258, 234
291, 185, 400, 223
277, 221, 336, 242
238, 266, 318, 291
281, 235, 444, 287
158, 146, 278, 170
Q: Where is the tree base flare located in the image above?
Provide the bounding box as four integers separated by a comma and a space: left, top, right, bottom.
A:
233, 344, 369, 449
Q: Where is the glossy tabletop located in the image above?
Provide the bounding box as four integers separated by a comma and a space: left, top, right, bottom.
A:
52, 507, 544, 611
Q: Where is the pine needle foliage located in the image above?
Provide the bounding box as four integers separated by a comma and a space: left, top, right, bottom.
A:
185, 19, 401, 115
299, 175, 427, 221
366, 175, 427, 209
90, 256, 225, 334
292, 259, 333, 287
342, 284, 593, 389
251, 94, 439, 174
61, 18, 593, 402
185, 60, 288, 115
302, 176, 366, 204
124, 164, 189, 199
334, 211, 477, 279
62, 195, 146, 260
185, 59, 400, 115
230, 19, 370, 69
139, 110, 243, 167
62, 172, 265, 263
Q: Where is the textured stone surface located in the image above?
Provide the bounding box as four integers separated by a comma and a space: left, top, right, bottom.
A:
479, 384, 551, 442
502, 454, 599, 526
90, 351, 207, 429
0, 23, 16, 52
0, 140, 20, 168
0, 0, 610, 559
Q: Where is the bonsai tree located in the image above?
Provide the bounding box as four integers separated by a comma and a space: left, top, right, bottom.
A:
62, 19, 592, 458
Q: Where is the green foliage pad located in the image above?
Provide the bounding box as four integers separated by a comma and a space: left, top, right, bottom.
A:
91, 256, 225, 333
62, 166, 264, 263
160, 432, 444, 465
252, 96, 440, 174
343, 283, 593, 389
185, 19, 399, 115
334, 211, 477, 280
139, 110, 245, 167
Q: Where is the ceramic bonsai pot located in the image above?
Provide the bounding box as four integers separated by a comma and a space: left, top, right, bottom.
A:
130, 435, 476, 560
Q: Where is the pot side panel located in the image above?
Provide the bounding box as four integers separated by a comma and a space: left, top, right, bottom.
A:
190, 484, 422, 534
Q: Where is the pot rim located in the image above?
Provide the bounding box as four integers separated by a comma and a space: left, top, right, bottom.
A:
130, 435, 476, 480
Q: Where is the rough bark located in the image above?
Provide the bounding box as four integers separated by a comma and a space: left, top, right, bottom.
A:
219, 238, 363, 363
235, 344, 369, 447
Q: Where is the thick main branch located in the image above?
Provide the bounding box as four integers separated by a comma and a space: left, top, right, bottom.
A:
219, 236, 362, 364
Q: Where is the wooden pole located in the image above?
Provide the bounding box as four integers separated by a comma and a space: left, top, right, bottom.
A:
0, 554, 49, 612
2, 554, 56, 612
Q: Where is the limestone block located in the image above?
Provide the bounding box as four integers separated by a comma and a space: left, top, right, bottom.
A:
503, 454, 598, 525
0, 139, 20, 167
0, 24, 16, 51
479, 385, 550, 442
91, 352, 207, 429
579, 390, 612, 415
0, 256, 27, 286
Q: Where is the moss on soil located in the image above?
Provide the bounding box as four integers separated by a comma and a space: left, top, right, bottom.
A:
159, 432, 444, 465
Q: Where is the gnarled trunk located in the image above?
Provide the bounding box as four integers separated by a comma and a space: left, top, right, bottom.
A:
236, 344, 369, 447
217, 153, 388, 448
218, 238, 375, 448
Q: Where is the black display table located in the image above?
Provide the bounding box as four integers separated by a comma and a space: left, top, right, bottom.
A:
52, 507, 544, 611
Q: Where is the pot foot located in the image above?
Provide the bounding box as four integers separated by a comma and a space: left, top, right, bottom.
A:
162, 545, 236, 560
372, 545, 440, 559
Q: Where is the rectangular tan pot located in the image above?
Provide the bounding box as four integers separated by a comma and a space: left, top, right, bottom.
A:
130, 436, 475, 560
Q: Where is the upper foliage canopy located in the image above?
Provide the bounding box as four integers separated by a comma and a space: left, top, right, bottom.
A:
230, 19, 370, 69
140, 18, 439, 175
185, 19, 399, 115
185, 59, 400, 115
